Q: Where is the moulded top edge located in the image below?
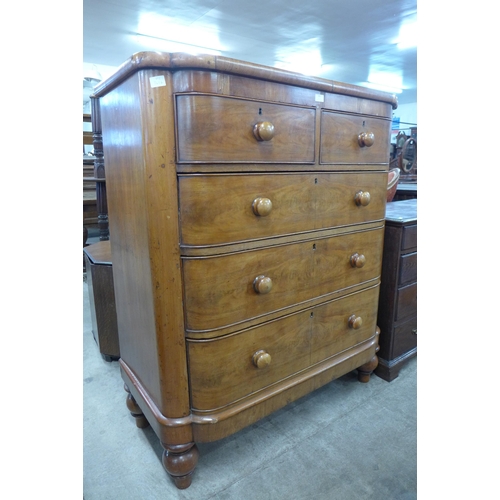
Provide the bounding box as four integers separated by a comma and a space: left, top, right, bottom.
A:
91, 51, 398, 109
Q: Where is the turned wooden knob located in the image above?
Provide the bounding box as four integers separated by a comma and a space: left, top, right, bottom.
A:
252, 197, 273, 216
348, 314, 363, 329
350, 253, 366, 268
253, 121, 275, 141
253, 350, 272, 368
354, 190, 371, 206
358, 132, 375, 147
253, 275, 273, 294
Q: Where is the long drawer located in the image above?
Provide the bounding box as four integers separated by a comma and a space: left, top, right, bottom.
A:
176, 94, 316, 163
187, 285, 380, 411
178, 172, 387, 247
182, 226, 384, 332
402, 224, 417, 250
399, 252, 417, 285
320, 111, 390, 164
392, 315, 418, 358
396, 282, 417, 321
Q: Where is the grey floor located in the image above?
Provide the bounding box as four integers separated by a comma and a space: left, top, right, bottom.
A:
83, 267, 417, 500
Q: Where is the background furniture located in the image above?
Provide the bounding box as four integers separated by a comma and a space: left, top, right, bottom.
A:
375, 199, 417, 381
83, 106, 110, 244
90, 96, 109, 241
83, 113, 98, 237
390, 130, 417, 182
93, 52, 397, 489
393, 182, 417, 201
83, 240, 119, 361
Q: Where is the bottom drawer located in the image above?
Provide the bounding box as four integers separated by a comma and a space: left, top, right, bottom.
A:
392, 316, 417, 359
187, 285, 379, 411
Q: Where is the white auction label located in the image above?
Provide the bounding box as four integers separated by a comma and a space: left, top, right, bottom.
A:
315, 94, 325, 102
150, 75, 166, 88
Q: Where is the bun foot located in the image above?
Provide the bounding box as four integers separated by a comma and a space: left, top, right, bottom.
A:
162, 443, 199, 490
357, 354, 379, 382
173, 473, 194, 490
358, 326, 380, 383
124, 385, 150, 428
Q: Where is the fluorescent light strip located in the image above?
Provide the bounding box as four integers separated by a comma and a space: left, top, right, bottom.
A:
361, 82, 403, 94
134, 33, 222, 55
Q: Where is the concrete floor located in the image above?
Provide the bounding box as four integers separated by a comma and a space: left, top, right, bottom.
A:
83, 276, 417, 500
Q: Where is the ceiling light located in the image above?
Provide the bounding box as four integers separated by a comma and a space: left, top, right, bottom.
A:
134, 33, 221, 55
274, 55, 322, 76
360, 82, 403, 94
134, 13, 225, 55
361, 67, 404, 94
396, 20, 417, 49
274, 47, 324, 76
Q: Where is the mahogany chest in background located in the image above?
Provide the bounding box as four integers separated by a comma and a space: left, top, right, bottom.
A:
375, 199, 417, 381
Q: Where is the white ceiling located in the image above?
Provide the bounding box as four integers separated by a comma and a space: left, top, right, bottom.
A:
83, 0, 417, 105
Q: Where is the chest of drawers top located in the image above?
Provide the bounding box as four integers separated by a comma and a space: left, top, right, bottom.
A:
94, 51, 397, 173
385, 198, 417, 224
385, 198, 417, 252
94, 52, 398, 107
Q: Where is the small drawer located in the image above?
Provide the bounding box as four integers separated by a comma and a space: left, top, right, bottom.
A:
395, 282, 417, 321
178, 172, 388, 246
399, 252, 417, 285
323, 94, 393, 118
176, 94, 316, 163
392, 316, 417, 359
320, 111, 390, 164
182, 227, 384, 332
401, 224, 417, 250
187, 286, 379, 411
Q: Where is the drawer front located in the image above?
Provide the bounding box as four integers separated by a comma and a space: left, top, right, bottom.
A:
392, 316, 417, 359
324, 94, 393, 118
320, 111, 390, 164
395, 282, 417, 321
399, 252, 417, 285
401, 224, 417, 250
179, 172, 388, 246
187, 286, 379, 411
176, 94, 316, 163
183, 227, 384, 332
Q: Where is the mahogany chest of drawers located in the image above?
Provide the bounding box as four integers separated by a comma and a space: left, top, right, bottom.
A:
375, 199, 417, 381
92, 52, 397, 489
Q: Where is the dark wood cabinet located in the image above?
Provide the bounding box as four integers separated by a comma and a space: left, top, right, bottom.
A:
375, 199, 417, 381
84, 240, 119, 361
